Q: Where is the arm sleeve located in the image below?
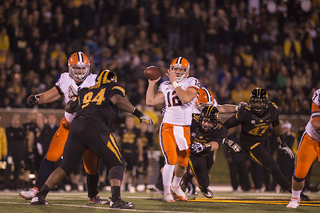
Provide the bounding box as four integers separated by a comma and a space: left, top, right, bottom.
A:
224, 113, 241, 129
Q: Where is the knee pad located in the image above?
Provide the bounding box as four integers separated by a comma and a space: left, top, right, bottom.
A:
108, 166, 124, 181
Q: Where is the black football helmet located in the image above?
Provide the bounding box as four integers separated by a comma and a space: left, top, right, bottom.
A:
249, 87, 268, 115
96, 70, 117, 84
199, 106, 220, 133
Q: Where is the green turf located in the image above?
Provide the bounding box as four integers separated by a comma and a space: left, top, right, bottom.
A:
1, 190, 320, 213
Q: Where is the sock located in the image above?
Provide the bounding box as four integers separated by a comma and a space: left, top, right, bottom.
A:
292, 189, 302, 199
111, 186, 120, 200
36, 159, 56, 186
87, 173, 99, 198
172, 176, 182, 188
125, 183, 129, 190
162, 164, 175, 194
37, 184, 51, 200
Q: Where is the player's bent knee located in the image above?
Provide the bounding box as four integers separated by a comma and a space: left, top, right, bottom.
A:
263, 158, 280, 172
109, 166, 124, 181
60, 164, 74, 176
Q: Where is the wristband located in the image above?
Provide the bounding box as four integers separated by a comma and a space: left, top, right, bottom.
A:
235, 106, 239, 111
172, 81, 179, 88
132, 107, 144, 118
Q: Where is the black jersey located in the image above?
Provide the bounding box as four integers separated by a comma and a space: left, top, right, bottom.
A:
224, 102, 281, 143
190, 113, 228, 147
76, 81, 125, 131
118, 126, 141, 154
140, 131, 153, 153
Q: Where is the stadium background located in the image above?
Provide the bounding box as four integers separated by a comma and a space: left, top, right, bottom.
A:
0, 0, 320, 188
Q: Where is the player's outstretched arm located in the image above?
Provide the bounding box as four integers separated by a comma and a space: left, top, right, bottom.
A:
110, 94, 154, 124
26, 87, 61, 106
146, 77, 164, 106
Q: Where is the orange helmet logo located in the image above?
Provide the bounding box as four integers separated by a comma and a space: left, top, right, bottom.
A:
68, 52, 90, 82
170, 57, 190, 82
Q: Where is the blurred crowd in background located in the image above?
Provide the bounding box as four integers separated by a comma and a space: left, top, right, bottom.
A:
0, 0, 319, 115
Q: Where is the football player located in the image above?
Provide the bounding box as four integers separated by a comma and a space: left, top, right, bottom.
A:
287, 89, 320, 208
20, 52, 109, 204
30, 70, 153, 209
224, 87, 310, 201
146, 57, 200, 202
181, 87, 242, 197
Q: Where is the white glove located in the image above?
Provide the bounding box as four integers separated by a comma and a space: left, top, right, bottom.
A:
140, 114, 154, 125
236, 102, 248, 111
68, 85, 78, 99
222, 138, 241, 153
281, 146, 294, 159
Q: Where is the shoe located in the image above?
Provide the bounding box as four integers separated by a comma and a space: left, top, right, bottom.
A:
88, 195, 110, 204
171, 185, 187, 201
19, 187, 39, 200
300, 192, 310, 201
30, 196, 51, 205
200, 187, 213, 198
163, 192, 175, 202
110, 197, 134, 209
286, 197, 300, 208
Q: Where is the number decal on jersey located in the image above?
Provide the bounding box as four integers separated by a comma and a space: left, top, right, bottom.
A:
248, 125, 269, 136
166, 91, 182, 107
82, 88, 106, 108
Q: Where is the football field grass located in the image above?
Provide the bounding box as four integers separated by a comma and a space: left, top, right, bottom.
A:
1, 189, 320, 213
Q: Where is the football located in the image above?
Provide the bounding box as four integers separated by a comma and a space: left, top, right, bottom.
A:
144, 66, 162, 80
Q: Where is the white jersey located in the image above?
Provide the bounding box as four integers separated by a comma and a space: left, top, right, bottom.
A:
159, 77, 200, 126
55, 73, 97, 123
305, 89, 320, 141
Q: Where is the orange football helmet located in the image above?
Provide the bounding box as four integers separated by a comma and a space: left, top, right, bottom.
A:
196, 87, 214, 111
68, 52, 90, 82
170, 57, 190, 82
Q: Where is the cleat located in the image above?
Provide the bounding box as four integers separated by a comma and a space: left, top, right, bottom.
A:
171, 185, 188, 201
286, 197, 300, 208
110, 197, 134, 209
19, 187, 39, 200
88, 195, 110, 204
163, 192, 175, 202
200, 187, 213, 198
300, 192, 310, 201
30, 196, 51, 205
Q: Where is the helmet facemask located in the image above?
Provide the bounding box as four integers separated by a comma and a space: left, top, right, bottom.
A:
69, 64, 90, 82
199, 106, 220, 133
170, 57, 190, 82
249, 88, 268, 115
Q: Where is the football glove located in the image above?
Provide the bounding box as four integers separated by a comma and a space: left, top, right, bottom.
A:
280, 145, 294, 159
222, 138, 241, 154
68, 85, 78, 99
191, 142, 212, 157
132, 107, 154, 125
236, 102, 248, 112
26, 94, 41, 106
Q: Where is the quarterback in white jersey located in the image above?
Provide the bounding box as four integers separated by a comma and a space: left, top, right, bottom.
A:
21, 52, 110, 205
146, 57, 199, 202
287, 89, 320, 208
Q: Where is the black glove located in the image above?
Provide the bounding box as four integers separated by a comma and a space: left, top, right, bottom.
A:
191, 142, 211, 157
132, 107, 154, 124
222, 138, 241, 154
26, 94, 41, 106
